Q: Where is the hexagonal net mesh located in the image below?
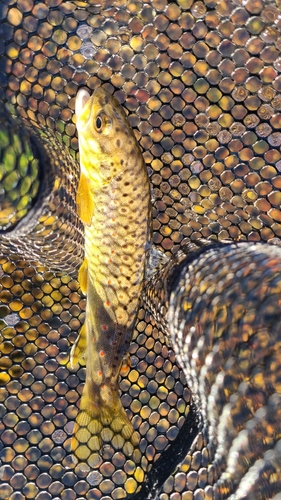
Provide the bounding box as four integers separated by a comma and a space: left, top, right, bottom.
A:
0, 0, 281, 499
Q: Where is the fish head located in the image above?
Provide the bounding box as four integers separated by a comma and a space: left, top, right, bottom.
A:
75, 86, 138, 183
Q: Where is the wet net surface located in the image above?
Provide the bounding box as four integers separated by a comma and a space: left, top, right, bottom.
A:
0, 0, 281, 499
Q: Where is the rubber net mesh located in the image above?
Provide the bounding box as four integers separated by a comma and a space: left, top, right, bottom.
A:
0, 1, 281, 499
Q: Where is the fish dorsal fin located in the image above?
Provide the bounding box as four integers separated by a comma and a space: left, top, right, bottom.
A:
76, 172, 94, 226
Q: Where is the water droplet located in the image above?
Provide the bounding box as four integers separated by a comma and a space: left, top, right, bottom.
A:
80, 42, 96, 59
5, 313, 20, 326
191, 1, 207, 19
87, 470, 103, 486
77, 24, 93, 40
53, 429, 67, 444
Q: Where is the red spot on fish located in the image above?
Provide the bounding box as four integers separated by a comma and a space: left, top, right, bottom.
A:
111, 249, 115, 254
108, 258, 112, 263
102, 324, 108, 330
98, 370, 102, 376
105, 301, 111, 307
100, 350, 105, 357
120, 363, 130, 374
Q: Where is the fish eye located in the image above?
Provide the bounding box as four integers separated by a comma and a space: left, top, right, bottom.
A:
96, 115, 102, 131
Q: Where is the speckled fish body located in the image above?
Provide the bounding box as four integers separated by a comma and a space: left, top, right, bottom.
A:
71, 87, 151, 462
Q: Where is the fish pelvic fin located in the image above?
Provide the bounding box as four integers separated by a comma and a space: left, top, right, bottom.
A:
78, 257, 88, 295
76, 171, 94, 226
72, 383, 139, 466
70, 322, 87, 367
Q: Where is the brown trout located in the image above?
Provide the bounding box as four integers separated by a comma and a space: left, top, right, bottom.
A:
70, 87, 151, 463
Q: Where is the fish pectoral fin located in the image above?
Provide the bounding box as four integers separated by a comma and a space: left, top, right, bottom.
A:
71, 384, 139, 465
76, 172, 94, 226
78, 257, 88, 295
70, 322, 87, 368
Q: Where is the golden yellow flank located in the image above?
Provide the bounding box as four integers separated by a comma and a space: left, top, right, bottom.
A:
71, 87, 151, 465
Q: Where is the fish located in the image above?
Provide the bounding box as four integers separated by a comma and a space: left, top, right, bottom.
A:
70, 86, 151, 464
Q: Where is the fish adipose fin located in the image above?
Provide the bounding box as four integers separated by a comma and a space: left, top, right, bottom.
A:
72, 384, 139, 466
76, 171, 94, 226
120, 352, 131, 375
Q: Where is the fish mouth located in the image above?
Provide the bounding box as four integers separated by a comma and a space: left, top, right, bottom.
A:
75, 88, 91, 120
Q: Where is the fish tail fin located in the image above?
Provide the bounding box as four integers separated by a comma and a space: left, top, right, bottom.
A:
70, 322, 87, 367
72, 384, 139, 466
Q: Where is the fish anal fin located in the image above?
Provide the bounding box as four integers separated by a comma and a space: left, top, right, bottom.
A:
72, 384, 139, 466
70, 322, 87, 368
76, 172, 94, 226
78, 257, 88, 295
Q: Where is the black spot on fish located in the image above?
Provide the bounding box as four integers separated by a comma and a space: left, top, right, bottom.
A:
116, 139, 121, 147
115, 127, 120, 132
120, 159, 124, 165
124, 181, 130, 186
100, 93, 109, 106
